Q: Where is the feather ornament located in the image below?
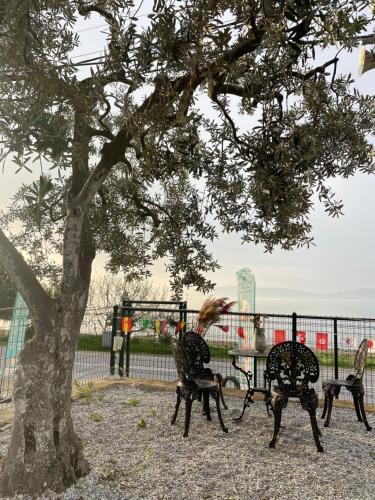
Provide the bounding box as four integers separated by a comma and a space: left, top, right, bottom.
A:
195, 297, 235, 336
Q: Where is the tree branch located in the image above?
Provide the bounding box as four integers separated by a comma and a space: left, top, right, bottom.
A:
0, 227, 54, 331
131, 194, 161, 228
79, 69, 133, 88
73, 28, 268, 214
88, 127, 114, 140
291, 57, 339, 80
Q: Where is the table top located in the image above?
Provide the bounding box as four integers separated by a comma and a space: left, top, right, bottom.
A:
228, 348, 269, 358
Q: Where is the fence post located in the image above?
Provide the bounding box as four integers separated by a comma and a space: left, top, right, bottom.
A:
179, 301, 187, 334
334, 318, 339, 379
121, 300, 132, 377
110, 305, 118, 375
183, 301, 187, 332
118, 303, 125, 377
292, 312, 297, 341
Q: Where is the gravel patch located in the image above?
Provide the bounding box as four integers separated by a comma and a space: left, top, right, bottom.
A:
0, 385, 374, 500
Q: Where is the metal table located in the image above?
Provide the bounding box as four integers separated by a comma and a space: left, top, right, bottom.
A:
228, 348, 271, 420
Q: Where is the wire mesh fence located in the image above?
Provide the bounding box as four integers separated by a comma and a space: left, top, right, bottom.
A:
114, 307, 375, 407
0, 304, 374, 408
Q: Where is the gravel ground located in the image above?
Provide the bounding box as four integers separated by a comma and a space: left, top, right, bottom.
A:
0, 384, 374, 500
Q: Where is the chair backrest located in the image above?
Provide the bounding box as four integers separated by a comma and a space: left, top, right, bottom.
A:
351, 339, 368, 384
266, 341, 319, 393
181, 330, 210, 375
171, 336, 191, 384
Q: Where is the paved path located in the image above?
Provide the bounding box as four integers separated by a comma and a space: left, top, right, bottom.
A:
73, 351, 375, 406
0, 350, 373, 406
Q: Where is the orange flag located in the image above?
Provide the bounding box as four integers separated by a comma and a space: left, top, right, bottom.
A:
175, 321, 185, 333
121, 317, 132, 333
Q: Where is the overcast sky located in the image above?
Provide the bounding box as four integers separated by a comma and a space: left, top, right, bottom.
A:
1, 4, 375, 306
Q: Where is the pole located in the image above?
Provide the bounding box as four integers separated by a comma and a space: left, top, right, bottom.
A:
334, 318, 339, 380
110, 305, 118, 376
292, 312, 297, 342
121, 300, 132, 377
118, 303, 125, 377
180, 300, 187, 333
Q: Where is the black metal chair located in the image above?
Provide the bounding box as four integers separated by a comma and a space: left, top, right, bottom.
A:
170, 336, 228, 437
265, 341, 323, 452
321, 338, 372, 431
181, 330, 228, 410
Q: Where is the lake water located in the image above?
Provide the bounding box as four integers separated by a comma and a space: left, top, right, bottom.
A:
255, 298, 375, 318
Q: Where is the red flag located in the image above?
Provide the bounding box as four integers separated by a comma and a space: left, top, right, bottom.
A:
216, 324, 229, 333
368, 339, 375, 352
237, 326, 245, 338
161, 320, 166, 336
121, 317, 132, 333
296, 331, 306, 344
274, 330, 286, 344
316, 332, 328, 351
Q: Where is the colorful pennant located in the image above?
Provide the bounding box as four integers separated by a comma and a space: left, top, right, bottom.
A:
155, 320, 167, 336
141, 319, 153, 328
296, 331, 306, 345
237, 326, 245, 338
316, 332, 328, 350
175, 321, 185, 333
367, 339, 375, 352
342, 336, 357, 348
216, 324, 229, 333
121, 317, 132, 333
274, 329, 286, 344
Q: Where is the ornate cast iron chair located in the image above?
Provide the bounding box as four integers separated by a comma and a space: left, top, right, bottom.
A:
170, 336, 228, 437
181, 330, 228, 410
265, 341, 323, 452
321, 339, 372, 431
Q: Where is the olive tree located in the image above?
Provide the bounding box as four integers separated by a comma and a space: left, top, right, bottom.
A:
0, 0, 374, 495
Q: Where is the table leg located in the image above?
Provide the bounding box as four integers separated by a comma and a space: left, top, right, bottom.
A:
231, 356, 254, 421
253, 357, 257, 387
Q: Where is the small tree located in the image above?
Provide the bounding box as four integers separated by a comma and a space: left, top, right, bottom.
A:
86, 273, 169, 331
87, 273, 169, 311
0, 1, 374, 495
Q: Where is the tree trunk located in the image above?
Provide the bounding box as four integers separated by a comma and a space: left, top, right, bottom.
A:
0, 316, 89, 496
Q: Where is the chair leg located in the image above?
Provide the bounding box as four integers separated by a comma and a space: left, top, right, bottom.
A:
183, 393, 193, 438
321, 393, 328, 419
171, 386, 182, 425
203, 390, 211, 421
308, 409, 324, 453
323, 389, 335, 428
352, 391, 363, 422
269, 396, 286, 448
357, 390, 372, 432
302, 397, 323, 453
215, 373, 228, 410
212, 389, 228, 433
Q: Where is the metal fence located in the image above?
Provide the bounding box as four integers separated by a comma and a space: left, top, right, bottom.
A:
0, 301, 186, 405
0, 304, 374, 408
111, 306, 375, 406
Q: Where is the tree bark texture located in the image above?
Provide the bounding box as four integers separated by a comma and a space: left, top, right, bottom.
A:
0, 318, 89, 495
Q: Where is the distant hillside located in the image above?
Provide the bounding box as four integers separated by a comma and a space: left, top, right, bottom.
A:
213, 285, 375, 300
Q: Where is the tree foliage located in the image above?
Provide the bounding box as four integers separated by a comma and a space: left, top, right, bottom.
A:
0, 0, 374, 297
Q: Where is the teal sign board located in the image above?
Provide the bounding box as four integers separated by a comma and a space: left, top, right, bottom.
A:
236, 268, 256, 386
236, 268, 256, 317
5, 292, 29, 360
